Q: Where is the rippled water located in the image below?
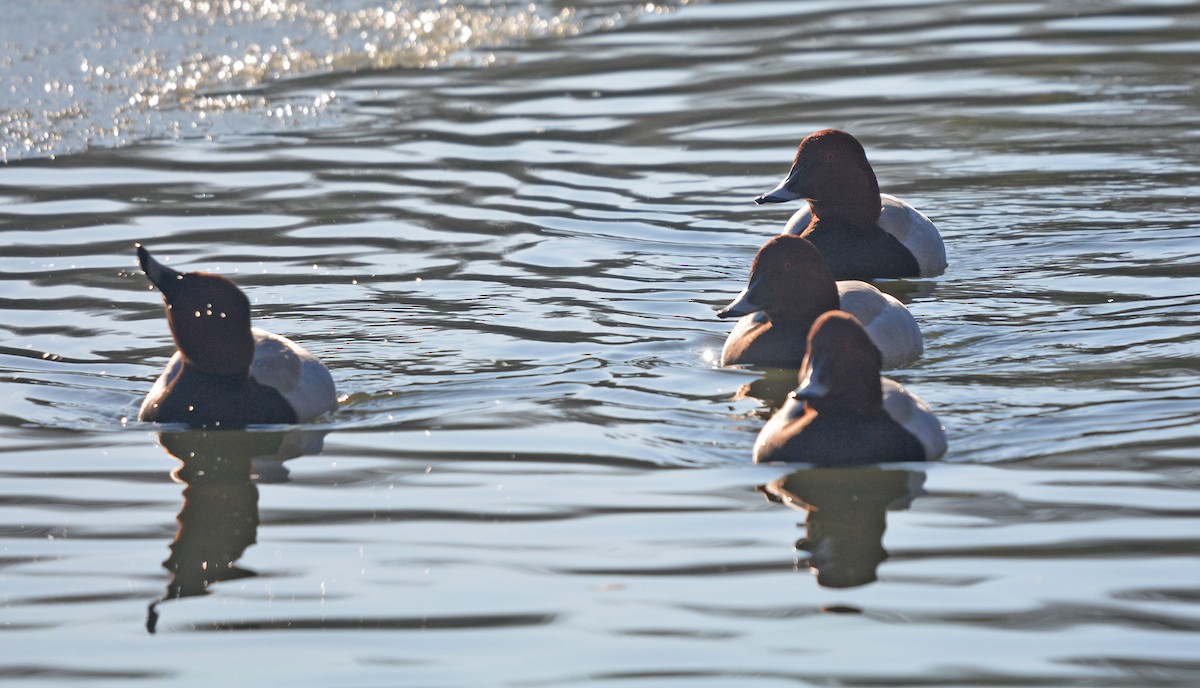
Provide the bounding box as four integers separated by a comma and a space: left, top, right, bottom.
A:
3, 0, 1200, 685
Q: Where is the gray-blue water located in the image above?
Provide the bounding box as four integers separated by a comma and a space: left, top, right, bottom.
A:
3, 0, 1199, 685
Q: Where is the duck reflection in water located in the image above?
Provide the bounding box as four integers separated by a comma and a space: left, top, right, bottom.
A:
734, 367, 804, 413
146, 429, 326, 634
760, 468, 924, 589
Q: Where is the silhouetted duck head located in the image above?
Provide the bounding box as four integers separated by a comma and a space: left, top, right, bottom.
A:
755, 129, 881, 230
138, 244, 254, 377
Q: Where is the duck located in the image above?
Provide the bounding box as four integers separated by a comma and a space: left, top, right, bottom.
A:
136, 245, 338, 427
754, 129, 947, 279
753, 311, 946, 465
716, 235, 923, 369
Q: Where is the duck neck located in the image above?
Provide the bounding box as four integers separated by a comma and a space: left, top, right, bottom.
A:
763, 278, 840, 332
177, 362, 252, 388
808, 373, 884, 417
807, 201, 880, 233
807, 172, 881, 231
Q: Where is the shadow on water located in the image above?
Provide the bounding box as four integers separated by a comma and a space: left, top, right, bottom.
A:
145, 428, 327, 634
759, 467, 925, 590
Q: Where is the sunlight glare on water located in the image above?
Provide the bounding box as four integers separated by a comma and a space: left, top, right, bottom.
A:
0, 0, 685, 161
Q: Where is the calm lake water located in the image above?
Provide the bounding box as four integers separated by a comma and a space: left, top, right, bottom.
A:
3, 0, 1200, 685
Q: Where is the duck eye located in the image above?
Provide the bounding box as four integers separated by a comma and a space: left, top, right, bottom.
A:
823, 152, 835, 161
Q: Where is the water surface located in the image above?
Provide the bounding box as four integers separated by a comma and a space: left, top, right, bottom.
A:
2, 0, 1199, 685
